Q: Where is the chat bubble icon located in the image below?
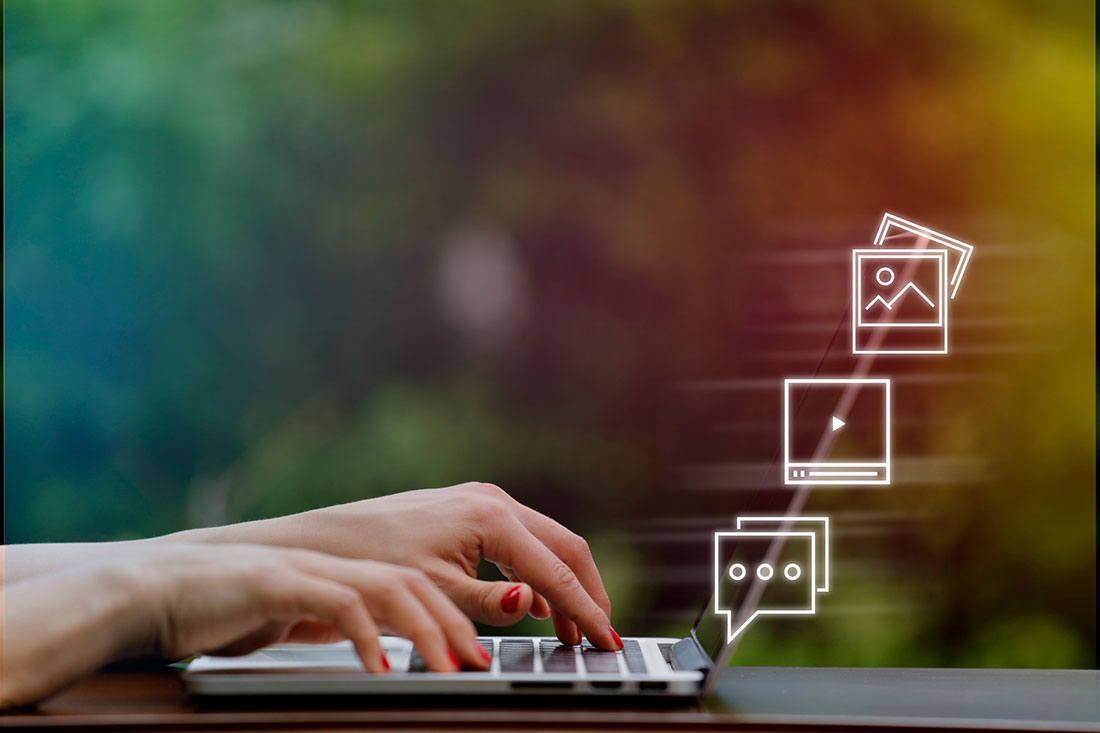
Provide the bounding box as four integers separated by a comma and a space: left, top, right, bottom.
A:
735, 516, 830, 592
714, 531, 816, 644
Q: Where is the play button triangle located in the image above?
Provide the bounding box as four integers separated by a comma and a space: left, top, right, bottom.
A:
831, 416, 846, 432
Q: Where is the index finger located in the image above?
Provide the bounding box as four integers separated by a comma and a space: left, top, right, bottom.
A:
481, 516, 620, 650
509, 504, 612, 619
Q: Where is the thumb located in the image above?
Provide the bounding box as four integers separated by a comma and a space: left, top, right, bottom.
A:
436, 572, 534, 626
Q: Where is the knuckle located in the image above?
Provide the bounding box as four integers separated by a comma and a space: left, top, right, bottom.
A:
470, 497, 508, 524
401, 568, 432, 589
329, 587, 362, 618
472, 482, 506, 499
548, 558, 578, 589
569, 533, 593, 560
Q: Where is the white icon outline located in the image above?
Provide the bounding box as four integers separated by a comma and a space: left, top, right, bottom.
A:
854, 214, 975, 355
736, 515, 831, 592
854, 250, 947, 329
713, 530, 817, 644
872, 213, 974, 299
783, 378, 891, 486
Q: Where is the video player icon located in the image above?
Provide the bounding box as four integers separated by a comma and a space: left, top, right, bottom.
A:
784, 378, 891, 486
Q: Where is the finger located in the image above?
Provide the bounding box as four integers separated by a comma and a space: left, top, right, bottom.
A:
529, 591, 552, 620
551, 609, 582, 646
285, 554, 461, 673
497, 564, 551, 620
274, 572, 389, 674
481, 516, 620, 650
375, 584, 458, 673
403, 571, 490, 670
283, 619, 344, 645
435, 568, 533, 626
511, 505, 613, 619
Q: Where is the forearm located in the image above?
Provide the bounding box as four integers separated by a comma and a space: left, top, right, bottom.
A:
2, 513, 312, 585
159, 512, 310, 550
0, 560, 154, 708
1, 540, 158, 584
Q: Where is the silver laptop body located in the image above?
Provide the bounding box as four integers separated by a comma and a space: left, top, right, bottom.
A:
184, 634, 707, 697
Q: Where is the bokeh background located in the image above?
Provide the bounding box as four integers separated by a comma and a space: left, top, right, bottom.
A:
4, 0, 1094, 668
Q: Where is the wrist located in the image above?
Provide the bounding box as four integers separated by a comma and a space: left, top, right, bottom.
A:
0, 561, 159, 708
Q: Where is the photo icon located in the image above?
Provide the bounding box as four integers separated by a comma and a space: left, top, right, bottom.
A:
851, 213, 975, 356
853, 249, 948, 354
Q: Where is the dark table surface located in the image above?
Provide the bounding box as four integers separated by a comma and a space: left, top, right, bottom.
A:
3, 666, 1097, 731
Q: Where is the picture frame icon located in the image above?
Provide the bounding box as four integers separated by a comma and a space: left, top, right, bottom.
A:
852, 213, 974, 356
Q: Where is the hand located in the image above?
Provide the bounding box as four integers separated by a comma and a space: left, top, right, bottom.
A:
144, 544, 490, 671
1, 544, 488, 708
279, 484, 620, 650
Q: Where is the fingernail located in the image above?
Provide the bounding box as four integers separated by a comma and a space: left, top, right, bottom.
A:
475, 643, 491, 664
381, 654, 391, 672
608, 626, 623, 650
501, 585, 522, 613
447, 649, 460, 669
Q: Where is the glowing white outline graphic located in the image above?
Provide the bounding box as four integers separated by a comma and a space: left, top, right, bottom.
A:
871, 213, 974, 299
854, 213, 975, 356
736, 515, 830, 592
713, 530, 817, 644
865, 280, 935, 311
784, 378, 891, 486
854, 250, 947, 329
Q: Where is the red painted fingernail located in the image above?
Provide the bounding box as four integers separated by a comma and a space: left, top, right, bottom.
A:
608, 626, 623, 650
476, 644, 491, 664
447, 649, 460, 669
381, 654, 391, 672
501, 585, 522, 613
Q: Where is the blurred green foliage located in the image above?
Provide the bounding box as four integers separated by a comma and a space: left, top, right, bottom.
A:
4, 0, 1094, 668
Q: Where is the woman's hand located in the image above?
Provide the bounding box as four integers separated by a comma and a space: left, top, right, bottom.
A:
140, 544, 489, 671
178, 484, 621, 650
1, 543, 487, 708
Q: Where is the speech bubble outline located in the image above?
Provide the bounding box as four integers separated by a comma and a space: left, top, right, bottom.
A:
735, 516, 830, 592
713, 530, 816, 644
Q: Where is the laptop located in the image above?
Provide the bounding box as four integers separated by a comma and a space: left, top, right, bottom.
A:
184, 573, 748, 699
185, 251, 870, 700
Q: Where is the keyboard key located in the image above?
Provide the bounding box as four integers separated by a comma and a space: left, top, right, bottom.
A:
540, 641, 578, 673
622, 639, 648, 674
498, 640, 535, 673
658, 643, 674, 666
581, 646, 620, 674
409, 640, 493, 672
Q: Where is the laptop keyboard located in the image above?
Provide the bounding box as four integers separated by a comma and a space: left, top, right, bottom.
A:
405, 638, 653, 675
498, 639, 537, 673
540, 641, 578, 672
